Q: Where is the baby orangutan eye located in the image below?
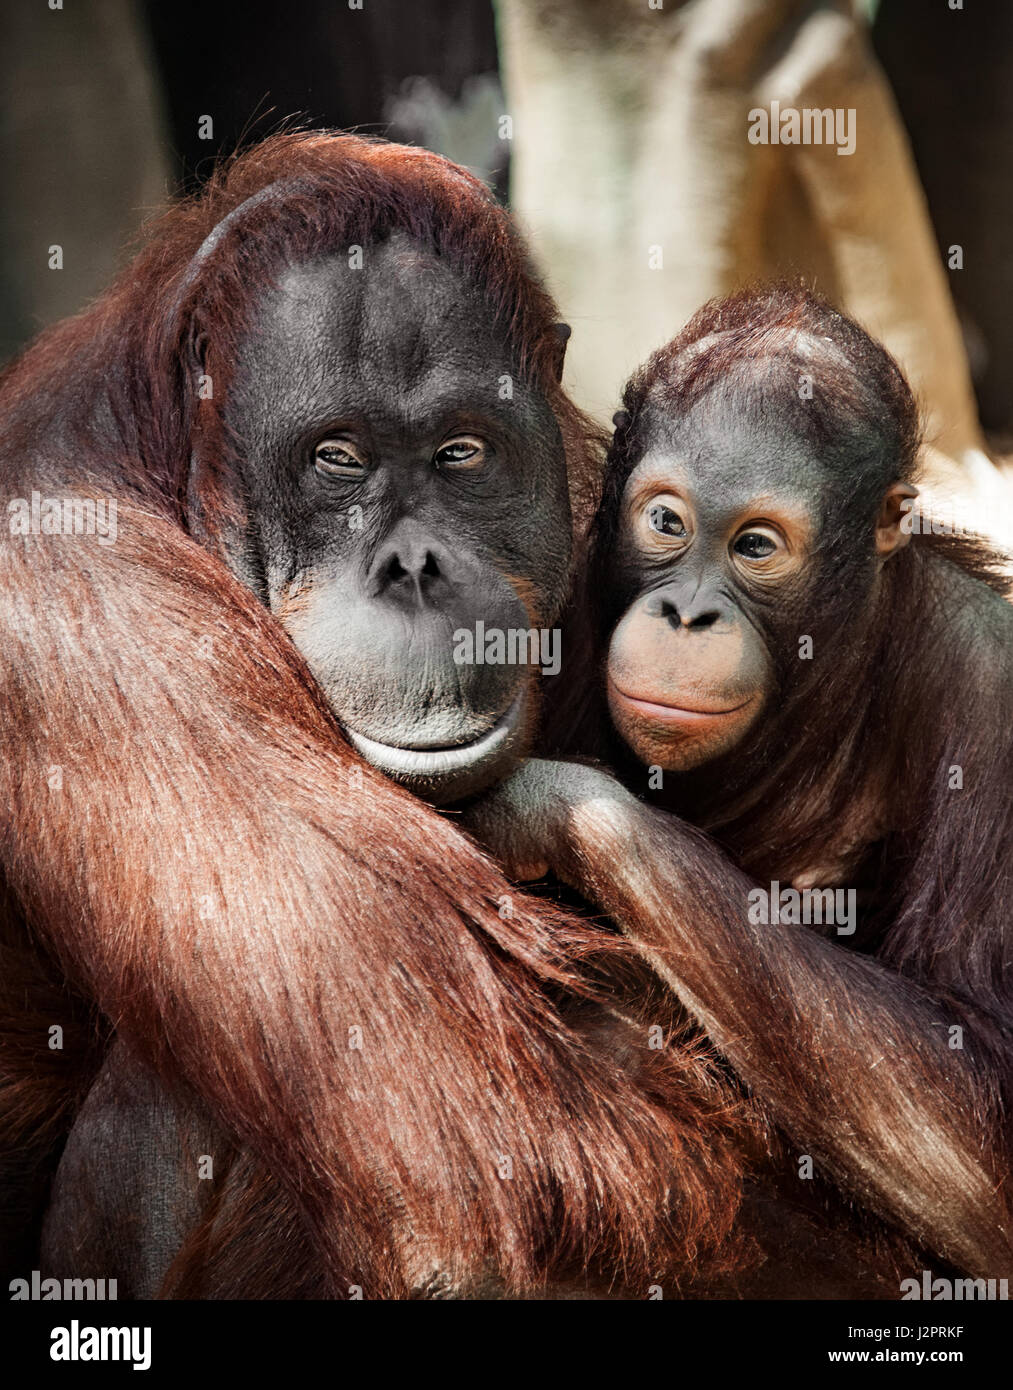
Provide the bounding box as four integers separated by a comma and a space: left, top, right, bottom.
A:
733, 531, 778, 560
648, 504, 687, 537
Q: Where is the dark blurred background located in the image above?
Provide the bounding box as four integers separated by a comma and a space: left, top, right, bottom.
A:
142, 0, 504, 196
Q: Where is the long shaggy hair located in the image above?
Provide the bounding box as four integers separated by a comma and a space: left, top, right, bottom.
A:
0, 134, 746, 1297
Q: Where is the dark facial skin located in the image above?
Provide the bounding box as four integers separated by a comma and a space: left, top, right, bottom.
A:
220, 233, 572, 801
606, 386, 911, 772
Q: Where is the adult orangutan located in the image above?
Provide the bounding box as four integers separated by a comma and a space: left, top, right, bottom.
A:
0, 133, 749, 1298
467, 286, 1013, 1284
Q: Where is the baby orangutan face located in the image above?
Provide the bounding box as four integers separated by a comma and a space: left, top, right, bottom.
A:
603, 393, 913, 773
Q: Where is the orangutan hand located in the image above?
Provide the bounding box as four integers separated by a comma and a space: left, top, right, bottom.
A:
458, 757, 638, 885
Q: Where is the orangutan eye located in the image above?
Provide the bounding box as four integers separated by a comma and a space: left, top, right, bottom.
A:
315, 439, 367, 477
434, 436, 487, 470
733, 530, 778, 560
648, 504, 687, 537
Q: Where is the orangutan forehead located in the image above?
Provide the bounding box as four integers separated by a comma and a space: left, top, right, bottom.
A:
235, 239, 520, 398
625, 419, 828, 510
657, 325, 855, 383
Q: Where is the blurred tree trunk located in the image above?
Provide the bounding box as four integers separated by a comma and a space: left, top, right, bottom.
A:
0, 0, 169, 362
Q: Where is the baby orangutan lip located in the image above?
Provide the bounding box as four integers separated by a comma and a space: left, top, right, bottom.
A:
608, 679, 753, 723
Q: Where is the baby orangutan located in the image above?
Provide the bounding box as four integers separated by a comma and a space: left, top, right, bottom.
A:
463, 286, 1013, 1286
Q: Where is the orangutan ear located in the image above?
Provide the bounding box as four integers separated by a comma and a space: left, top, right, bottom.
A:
547, 323, 571, 383
875, 481, 919, 557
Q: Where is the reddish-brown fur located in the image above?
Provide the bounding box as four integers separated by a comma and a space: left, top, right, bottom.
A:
548, 287, 1013, 1281
0, 134, 747, 1297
